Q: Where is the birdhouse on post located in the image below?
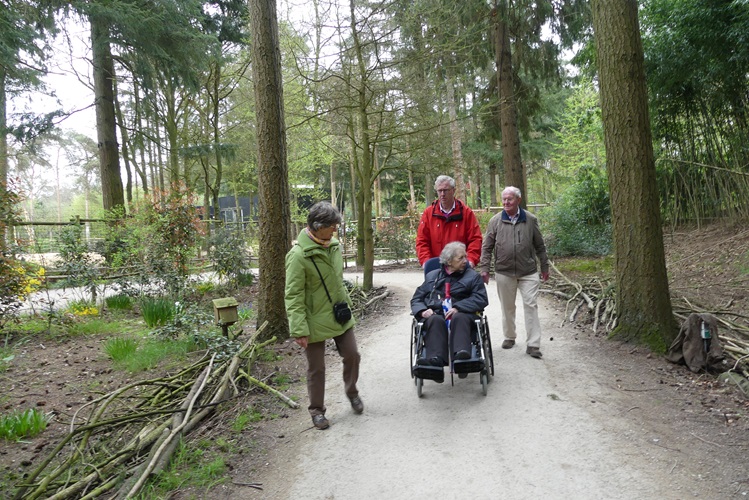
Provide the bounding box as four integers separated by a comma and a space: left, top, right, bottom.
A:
212, 297, 238, 337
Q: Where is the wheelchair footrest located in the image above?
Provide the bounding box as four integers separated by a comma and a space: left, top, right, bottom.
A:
412, 365, 444, 382
453, 358, 484, 373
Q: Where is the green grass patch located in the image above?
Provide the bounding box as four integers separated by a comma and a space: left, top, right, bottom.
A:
740, 250, 749, 275
118, 338, 198, 372
105, 293, 133, 310
136, 439, 227, 497
272, 373, 292, 390
66, 318, 123, 336
104, 337, 139, 362
232, 408, 264, 432
140, 297, 176, 328
237, 307, 255, 322
0, 408, 50, 441
0, 346, 14, 373
554, 255, 614, 276
256, 347, 280, 362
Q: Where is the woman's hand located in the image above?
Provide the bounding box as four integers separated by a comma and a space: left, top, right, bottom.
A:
294, 336, 309, 348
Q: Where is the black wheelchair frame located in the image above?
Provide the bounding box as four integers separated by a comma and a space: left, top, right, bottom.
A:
410, 258, 495, 397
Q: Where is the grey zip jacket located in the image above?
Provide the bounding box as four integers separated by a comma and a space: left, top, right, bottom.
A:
479, 208, 549, 278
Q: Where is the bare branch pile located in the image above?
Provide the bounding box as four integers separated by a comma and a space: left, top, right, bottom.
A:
543, 262, 749, 385
13, 322, 296, 500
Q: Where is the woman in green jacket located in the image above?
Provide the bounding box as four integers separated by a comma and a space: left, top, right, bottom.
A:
285, 202, 363, 430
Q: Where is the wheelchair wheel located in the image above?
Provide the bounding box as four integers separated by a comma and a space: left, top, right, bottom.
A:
416, 377, 423, 397
482, 319, 495, 378
480, 371, 488, 396
410, 322, 419, 379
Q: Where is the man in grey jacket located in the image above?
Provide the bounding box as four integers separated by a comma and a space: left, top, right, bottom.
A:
479, 186, 549, 359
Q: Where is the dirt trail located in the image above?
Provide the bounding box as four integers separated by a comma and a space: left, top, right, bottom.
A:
228, 268, 747, 499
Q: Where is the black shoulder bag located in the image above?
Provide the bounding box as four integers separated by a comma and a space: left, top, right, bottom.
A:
310, 257, 352, 324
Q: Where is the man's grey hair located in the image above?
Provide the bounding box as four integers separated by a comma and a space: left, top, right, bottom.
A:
307, 201, 342, 230
502, 186, 522, 199
439, 241, 467, 265
434, 175, 456, 190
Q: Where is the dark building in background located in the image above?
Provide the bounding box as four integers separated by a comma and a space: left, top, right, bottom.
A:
198, 195, 257, 222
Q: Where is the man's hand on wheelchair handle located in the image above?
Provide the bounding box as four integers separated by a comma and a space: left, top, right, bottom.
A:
481, 271, 490, 285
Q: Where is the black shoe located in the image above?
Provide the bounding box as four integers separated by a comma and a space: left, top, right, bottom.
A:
454, 350, 471, 360
458, 372, 468, 379
429, 356, 446, 367
350, 396, 364, 414
312, 414, 329, 430
526, 346, 543, 359
416, 357, 430, 366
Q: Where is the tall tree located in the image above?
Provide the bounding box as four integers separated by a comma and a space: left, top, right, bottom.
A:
591, 0, 676, 348
1, 0, 58, 188
90, 13, 124, 211
493, 0, 524, 197
249, 0, 291, 341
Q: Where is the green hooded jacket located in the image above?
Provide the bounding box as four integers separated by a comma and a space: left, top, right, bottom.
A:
284, 229, 355, 343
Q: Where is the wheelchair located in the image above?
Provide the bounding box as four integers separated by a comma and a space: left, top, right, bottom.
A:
410, 258, 495, 397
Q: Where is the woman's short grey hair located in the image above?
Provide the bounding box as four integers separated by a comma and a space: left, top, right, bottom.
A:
439, 241, 466, 265
434, 175, 456, 190
307, 201, 342, 230
502, 186, 522, 199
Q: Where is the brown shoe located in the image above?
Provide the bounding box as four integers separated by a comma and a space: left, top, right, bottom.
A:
350, 396, 364, 414
501, 339, 515, 349
312, 414, 330, 430
526, 346, 543, 359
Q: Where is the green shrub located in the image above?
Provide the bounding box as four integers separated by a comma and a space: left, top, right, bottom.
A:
103, 186, 204, 298
544, 166, 612, 257
0, 183, 27, 330
67, 299, 99, 316
0, 408, 50, 441
374, 216, 417, 260
57, 224, 99, 301
140, 297, 176, 327
208, 228, 253, 288
194, 281, 216, 295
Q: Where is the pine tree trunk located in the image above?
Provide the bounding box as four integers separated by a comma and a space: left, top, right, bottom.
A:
493, 1, 525, 203
0, 67, 8, 187
91, 15, 124, 212
592, 0, 677, 349
446, 71, 464, 198
249, 0, 292, 341
350, 0, 374, 290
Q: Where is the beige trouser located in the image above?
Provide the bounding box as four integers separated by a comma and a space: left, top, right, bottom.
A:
304, 328, 360, 416
495, 272, 542, 348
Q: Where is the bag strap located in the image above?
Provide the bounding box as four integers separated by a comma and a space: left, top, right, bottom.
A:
310, 256, 333, 303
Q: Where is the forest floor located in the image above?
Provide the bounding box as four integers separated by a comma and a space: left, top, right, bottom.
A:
1, 222, 748, 498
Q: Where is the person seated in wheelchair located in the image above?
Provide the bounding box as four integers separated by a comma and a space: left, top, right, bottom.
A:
411, 241, 489, 370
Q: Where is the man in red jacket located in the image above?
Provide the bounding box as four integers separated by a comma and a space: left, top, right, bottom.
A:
416, 175, 483, 268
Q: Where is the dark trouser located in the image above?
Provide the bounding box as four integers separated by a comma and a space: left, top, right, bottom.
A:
422, 313, 473, 363
304, 328, 360, 416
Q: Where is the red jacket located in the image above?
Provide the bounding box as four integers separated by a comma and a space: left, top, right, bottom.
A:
416, 199, 483, 266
